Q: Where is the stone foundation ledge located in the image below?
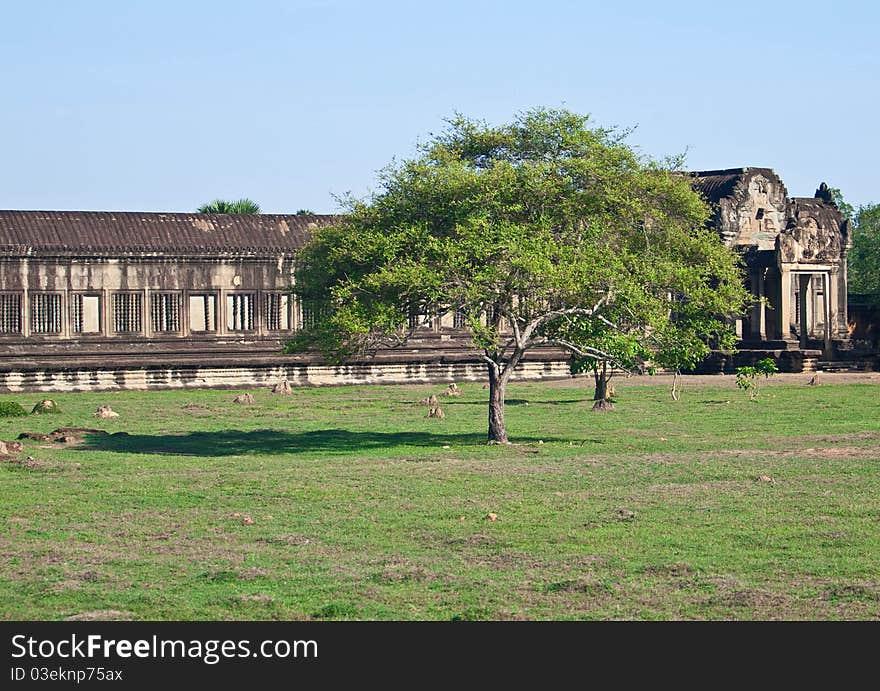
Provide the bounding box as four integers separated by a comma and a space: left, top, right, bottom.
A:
0, 359, 576, 393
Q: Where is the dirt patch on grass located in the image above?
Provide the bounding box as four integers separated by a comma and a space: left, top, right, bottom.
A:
644, 563, 698, 578
820, 583, 880, 603
258, 534, 313, 547
542, 575, 614, 597
379, 560, 435, 583
65, 610, 134, 621
705, 586, 791, 614
446, 533, 497, 546
235, 593, 276, 604
3, 457, 83, 471
798, 446, 880, 458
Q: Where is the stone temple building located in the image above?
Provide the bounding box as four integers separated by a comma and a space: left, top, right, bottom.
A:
690, 168, 852, 371
0, 210, 569, 391
0, 169, 859, 391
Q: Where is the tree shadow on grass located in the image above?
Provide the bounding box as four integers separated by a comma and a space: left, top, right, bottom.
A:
75, 429, 564, 457
444, 399, 589, 406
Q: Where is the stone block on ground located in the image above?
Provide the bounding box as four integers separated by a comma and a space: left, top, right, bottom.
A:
271, 380, 293, 395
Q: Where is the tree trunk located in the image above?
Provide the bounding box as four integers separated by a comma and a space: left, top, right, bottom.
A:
592, 362, 614, 412
593, 361, 609, 400
487, 364, 509, 444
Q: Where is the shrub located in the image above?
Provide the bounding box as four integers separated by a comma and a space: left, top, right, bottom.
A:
31, 399, 61, 414
735, 358, 779, 400
0, 401, 29, 417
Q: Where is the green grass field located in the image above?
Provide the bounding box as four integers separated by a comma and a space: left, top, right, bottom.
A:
1, 376, 879, 620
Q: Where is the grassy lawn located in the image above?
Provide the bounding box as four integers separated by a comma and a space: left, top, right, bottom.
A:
1, 375, 879, 620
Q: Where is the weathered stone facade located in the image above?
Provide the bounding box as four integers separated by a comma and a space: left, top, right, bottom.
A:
691, 169, 851, 361
0, 173, 857, 392
0, 210, 568, 391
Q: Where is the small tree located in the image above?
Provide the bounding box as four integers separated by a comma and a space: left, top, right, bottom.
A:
197, 198, 261, 214
288, 108, 748, 443
735, 357, 778, 400
540, 164, 749, 408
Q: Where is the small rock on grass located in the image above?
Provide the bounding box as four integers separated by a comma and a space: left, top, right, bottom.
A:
93, 405, 119, 419
443, 382, 461, 396
271, 380, 293, 395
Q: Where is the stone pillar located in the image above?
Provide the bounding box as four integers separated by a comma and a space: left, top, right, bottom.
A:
798, 274, 811, 349
142, 288, 150, 338
749, 270, 761, 341
823, 272, 832, 353
181, 291, 191, 337
780, 268, 793, 342
757, 269, 766, 340
830, 265, 848, 338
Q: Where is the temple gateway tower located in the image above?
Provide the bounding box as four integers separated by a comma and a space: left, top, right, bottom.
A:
690, 168, 851, 370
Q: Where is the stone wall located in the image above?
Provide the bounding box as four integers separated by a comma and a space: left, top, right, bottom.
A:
0, 358, 575, 393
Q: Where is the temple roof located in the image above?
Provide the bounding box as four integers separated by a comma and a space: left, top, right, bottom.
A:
790, 196, 848, 233
0, 211, 334, 256
689, 167, 782, 205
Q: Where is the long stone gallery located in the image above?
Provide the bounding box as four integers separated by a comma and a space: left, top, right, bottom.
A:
0, 167, 868, 392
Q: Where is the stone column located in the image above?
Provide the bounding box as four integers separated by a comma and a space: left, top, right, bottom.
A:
829, 265, 847, 338
142, 288, 150, 338
798, 274, 811, 349
780, 268, 794, 342
181, 291, 191, 337
823, 272, 832, 353
757, 269, 766, 340
749, 270, 761, 341
828, 268, 839, 337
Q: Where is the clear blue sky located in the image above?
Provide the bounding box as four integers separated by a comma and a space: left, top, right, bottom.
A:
1, 0, 877, 213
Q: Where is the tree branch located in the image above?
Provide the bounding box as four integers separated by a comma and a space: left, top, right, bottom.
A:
553, 339, 633, 373
521, 292, 612, 344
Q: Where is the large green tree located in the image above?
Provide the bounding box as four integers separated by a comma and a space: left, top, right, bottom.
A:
288, 108, 748, 443
197, 198, 261, 214
849, 204, 880, 304
829, 188, 879, 305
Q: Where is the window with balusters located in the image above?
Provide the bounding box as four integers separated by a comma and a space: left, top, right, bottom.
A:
150, 293, 181, 333
188, 294, 216, 332
264, 293, 291, 331
0, 293, 22, 334
112, 293, 143, 333
226, 293, 255, 331
30, 293, 63, 334
71, 294, 102, 334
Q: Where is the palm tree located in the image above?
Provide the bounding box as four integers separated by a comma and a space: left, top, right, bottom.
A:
197, 198, 261, 214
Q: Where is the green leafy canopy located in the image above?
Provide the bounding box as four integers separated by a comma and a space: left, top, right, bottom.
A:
287, 108, 750, 439
290, 108, 747, 365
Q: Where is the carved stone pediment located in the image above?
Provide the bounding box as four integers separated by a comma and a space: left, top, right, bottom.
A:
778, 215, 841, 264
723, 173, 787, 250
